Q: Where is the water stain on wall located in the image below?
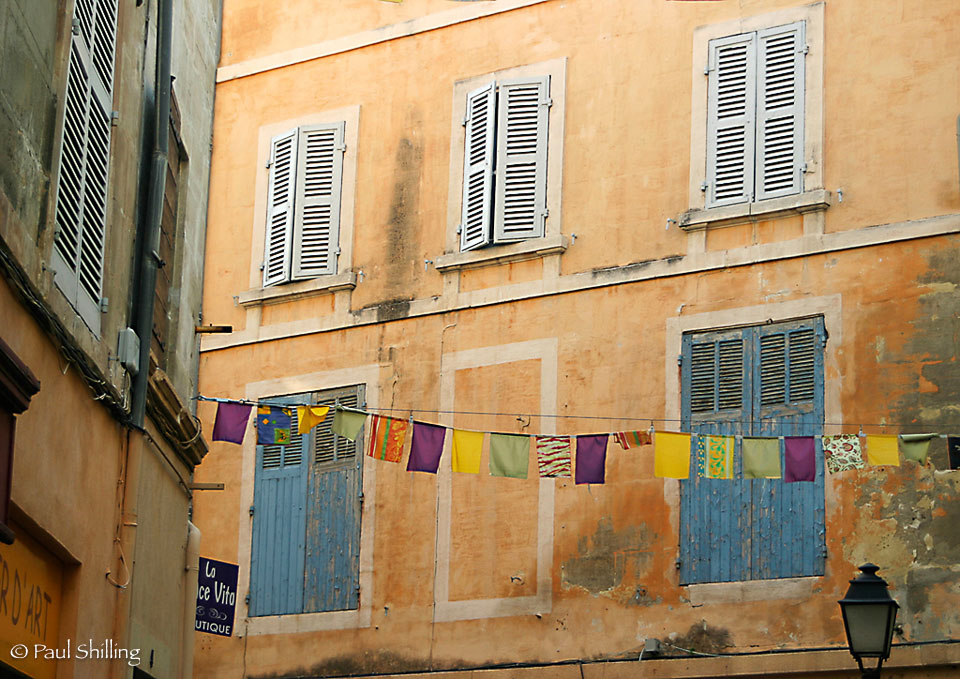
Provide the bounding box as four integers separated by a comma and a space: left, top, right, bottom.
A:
668, 620, 733, 655
382, 117, 424, 299
251, 650, 446, 678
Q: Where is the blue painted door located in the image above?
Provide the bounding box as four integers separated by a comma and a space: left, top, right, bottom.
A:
680, 318, 825, 584
304, 386, 364, 612
249, 393, 310, 616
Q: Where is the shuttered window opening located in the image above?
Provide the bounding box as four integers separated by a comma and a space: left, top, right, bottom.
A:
460, 76, 549, 251
250, 385, 365, 616
690, 336, 744, 414
679, 317, 826, 584
313, 388, 360, 467
263, 122, 345, 287
52, 0, 118, 335
705, 21, 804, 208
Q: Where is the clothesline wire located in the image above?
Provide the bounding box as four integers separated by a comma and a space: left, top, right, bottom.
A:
196, 395, 960, 431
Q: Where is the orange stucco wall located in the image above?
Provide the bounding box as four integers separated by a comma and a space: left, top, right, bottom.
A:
195, 0, 960, 677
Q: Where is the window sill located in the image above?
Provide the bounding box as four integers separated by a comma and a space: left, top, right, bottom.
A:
679, 189, 832, 230
237, 272, 357, 308
434, 234, 567, 273
685, 576, 820, 605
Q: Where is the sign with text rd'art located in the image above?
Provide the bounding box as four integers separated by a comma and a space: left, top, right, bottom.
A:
195, 557, 238, 637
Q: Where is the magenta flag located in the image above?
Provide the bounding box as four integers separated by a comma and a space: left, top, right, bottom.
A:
212, 402, 253, 444
784, 436, 816, 483
407, 422, 447, 473
575, 434, 608, 484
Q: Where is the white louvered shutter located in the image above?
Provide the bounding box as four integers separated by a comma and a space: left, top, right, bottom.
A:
755, 22, 805, 201
53, 0, 117, 334
460, 83, 496, 251
78, 81, 110, 322
293, 123, 344, 279
494, 76, 549, 242
263, 129, 298, 286
706, 33, 757, 208
53, 46, 88, 308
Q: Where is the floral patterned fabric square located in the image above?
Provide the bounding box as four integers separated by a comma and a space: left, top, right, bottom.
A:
822, 434, 864, 473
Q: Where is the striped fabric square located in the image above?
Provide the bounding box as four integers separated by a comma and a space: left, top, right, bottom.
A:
536, 436, 571, 478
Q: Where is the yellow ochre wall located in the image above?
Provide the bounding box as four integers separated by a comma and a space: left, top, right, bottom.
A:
195, 0, 960, 677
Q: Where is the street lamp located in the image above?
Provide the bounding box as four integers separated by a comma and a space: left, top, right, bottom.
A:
837, 563, 900, 678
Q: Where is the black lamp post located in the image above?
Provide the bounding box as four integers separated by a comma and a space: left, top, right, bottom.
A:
837, 563, 900, 678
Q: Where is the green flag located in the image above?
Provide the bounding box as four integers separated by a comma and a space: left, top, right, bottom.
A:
489, 433, 530, 479
742, 437, 781, 478
900, 433, 937, 464
332, 407, 367, 441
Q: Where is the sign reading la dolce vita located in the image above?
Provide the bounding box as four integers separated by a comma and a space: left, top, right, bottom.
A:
0, 526, 62, 679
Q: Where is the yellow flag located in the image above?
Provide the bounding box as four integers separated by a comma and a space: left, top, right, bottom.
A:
866, 435, 900, 466
654, 432, 691, 479
297, 405, 330, 434
452, 429, 484, 473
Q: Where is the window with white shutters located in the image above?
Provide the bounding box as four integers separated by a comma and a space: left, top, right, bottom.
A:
52, 0, 118, 335
262, 122, 345, 287
705, 21, 805, 209
460, 76, 550, 252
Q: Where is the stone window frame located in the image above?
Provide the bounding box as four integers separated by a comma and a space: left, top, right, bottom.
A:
437, 58, 567, 272
239, 105, 361, 307
681, 2, 827, 231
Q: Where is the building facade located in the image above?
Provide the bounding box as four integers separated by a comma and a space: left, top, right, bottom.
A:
195, 1, 960, 677
0, 0, 220, 677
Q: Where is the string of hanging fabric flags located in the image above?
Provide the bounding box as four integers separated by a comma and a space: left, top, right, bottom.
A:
202, 397, 960, 482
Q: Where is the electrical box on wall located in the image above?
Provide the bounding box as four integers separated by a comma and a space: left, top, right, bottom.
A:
117, 328, 140, 376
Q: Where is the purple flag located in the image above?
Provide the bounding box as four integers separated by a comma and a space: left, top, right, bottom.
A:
784, 436, 816, 483
407, 422, 447, 473
575, 434, 608, 484
212, 402, 253, 444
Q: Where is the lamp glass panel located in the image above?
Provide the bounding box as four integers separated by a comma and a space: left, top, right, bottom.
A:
844, 603, 889, 655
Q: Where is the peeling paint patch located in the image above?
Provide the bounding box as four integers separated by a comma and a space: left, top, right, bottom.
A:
561, 517, 653, 596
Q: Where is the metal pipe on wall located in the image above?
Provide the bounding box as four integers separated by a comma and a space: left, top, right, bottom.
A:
182, 521, 202, 679
131, 0, 173, 426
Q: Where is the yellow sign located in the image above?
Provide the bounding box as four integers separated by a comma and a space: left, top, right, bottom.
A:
0, 525, 62, 679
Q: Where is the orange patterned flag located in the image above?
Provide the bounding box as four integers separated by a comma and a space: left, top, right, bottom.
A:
613, 430, 652, 450
367, 415, 409, 463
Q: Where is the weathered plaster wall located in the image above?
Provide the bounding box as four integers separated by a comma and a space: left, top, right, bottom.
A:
196, 0, 960, 676
1, 0, 220, 677
195, 238, 960, 676
163, 0, 222, 403
0, 275, 125, 679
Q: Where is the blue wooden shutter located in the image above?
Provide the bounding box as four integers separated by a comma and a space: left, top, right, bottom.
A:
680, 327, 752, 584
680, 318, 825, 584
249, 393, 310, 616
304, 385, 365, 612
751, 318, 825, 579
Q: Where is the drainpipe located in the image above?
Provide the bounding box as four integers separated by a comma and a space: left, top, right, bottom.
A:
182, 521, 201, 679
131, 0, 173, 426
